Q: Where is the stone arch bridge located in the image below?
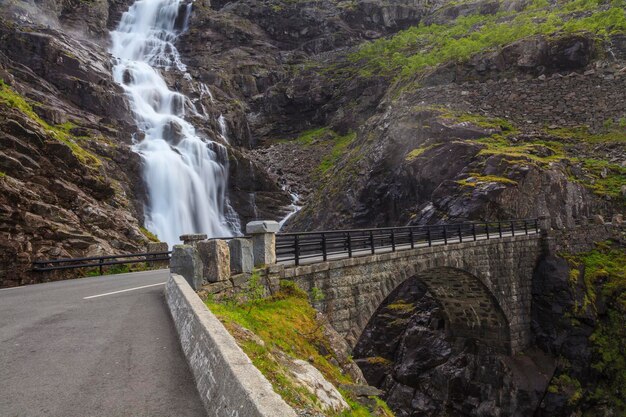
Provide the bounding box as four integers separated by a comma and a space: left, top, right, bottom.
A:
171, 218, 623, 355
267, 233, 541, 354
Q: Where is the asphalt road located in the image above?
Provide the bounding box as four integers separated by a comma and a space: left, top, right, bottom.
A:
0, 269, 207, 417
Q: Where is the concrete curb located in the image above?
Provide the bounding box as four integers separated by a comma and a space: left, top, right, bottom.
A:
165, 274, 298, 417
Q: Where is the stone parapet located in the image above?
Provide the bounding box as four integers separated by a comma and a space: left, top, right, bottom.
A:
165, 274, 297, 417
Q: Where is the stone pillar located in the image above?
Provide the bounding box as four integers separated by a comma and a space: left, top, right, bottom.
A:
197, 239, 230, 283
229, 238, 254, 274
246, 221, 280, 267
170, 244, 203, 290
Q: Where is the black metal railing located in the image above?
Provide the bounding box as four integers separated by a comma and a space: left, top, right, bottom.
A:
32, 251, 171, 274
276, 219, 539, 266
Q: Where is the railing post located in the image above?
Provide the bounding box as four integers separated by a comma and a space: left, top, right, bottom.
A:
498, 222, 502, 238
485, 222, 490, 239
443, 225, 448, 245
511, 221, 515, 237
347, 233, 352, 258
390, 229, 396, 252
246, 221, 279, 266
535, 218, 540, 233
524, 220, 528, 235
99, 258, 103, 276
427, 227, 432, 247
472, 223, 477, 241
409, 228, 414, 249
458, 224, 462, 243
321, 233, 327, 261
369, 230, 375, 254
294, 234, 300, 266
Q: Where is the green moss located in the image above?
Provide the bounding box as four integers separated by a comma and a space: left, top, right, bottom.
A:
319, 131, 357, 174
0, 81, 101, 169
547, 374, 584, 405
405, 145, 436, 161
365, 356, 393, 366
457, 174, 518, 187
207, 281, 393, 416
560, 243, 626, 412
386, 301, 416, 313
293, 127, 334, 145
549, 125, 626, 143
140, 227, 159, 243
350, 0, 626, 78
0, 171, 5, 179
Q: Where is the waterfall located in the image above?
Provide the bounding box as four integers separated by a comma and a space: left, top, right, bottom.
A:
110, 0, 238, 246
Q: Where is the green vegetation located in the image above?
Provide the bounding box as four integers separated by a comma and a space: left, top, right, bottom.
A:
549, 125, 626, 144
559, 243, 626, 413
207, 280, 393, 416
457, 174, 518, 187
0, 171, 6, 179
547, 374, 584, 405
351, 0, 626, 77
318, 131, 357, 174
0, 80, 101, 168
140, 227, 160, 242
405, 145, 437, 161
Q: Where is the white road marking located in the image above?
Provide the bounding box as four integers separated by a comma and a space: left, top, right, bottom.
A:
0, 286, 24, 292
83, 282, 166, 299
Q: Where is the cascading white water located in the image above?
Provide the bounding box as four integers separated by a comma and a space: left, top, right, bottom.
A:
110, 0, 237, 245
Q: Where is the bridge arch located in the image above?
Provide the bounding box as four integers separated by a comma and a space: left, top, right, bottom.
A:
356, 267, 512, 353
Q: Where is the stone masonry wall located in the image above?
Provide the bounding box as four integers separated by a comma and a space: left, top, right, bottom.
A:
265, 234, 543, 354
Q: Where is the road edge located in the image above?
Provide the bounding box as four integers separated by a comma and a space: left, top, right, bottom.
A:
165, 273, 297, 417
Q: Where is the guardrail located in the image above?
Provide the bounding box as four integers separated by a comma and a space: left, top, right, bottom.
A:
276, 219, 539, 266
32, 251, 171, 274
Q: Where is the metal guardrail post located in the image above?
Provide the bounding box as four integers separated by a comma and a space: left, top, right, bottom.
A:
347, 233, 352, 258
99, 258, 103, 275
458, 224, 462, 243
443, 225, 447, 245
321, 233, 327, 261
390, 229, 396, 252
535, 219, 539, 233
409, 229, 414, 249
294, 235, 300, 266
369, 231, 375, 254
427, 227, 432, 247
524, 220, 528, 235
511, 221, 515, 237
498, 222, 502, 238
472, 223, 477, 241
485, 222, 490, 239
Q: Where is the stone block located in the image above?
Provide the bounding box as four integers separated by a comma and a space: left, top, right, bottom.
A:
246, 220, 280, 234
612, 213, 623, 225
179, 233, 207, 246
229, 238, 254, 274
252, 233, 276, 266
231, 273, 250, 288
170, 244, 204, 290
146, 242, 168, 253
197, 239, 230, 283
146, 242, 169, 267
